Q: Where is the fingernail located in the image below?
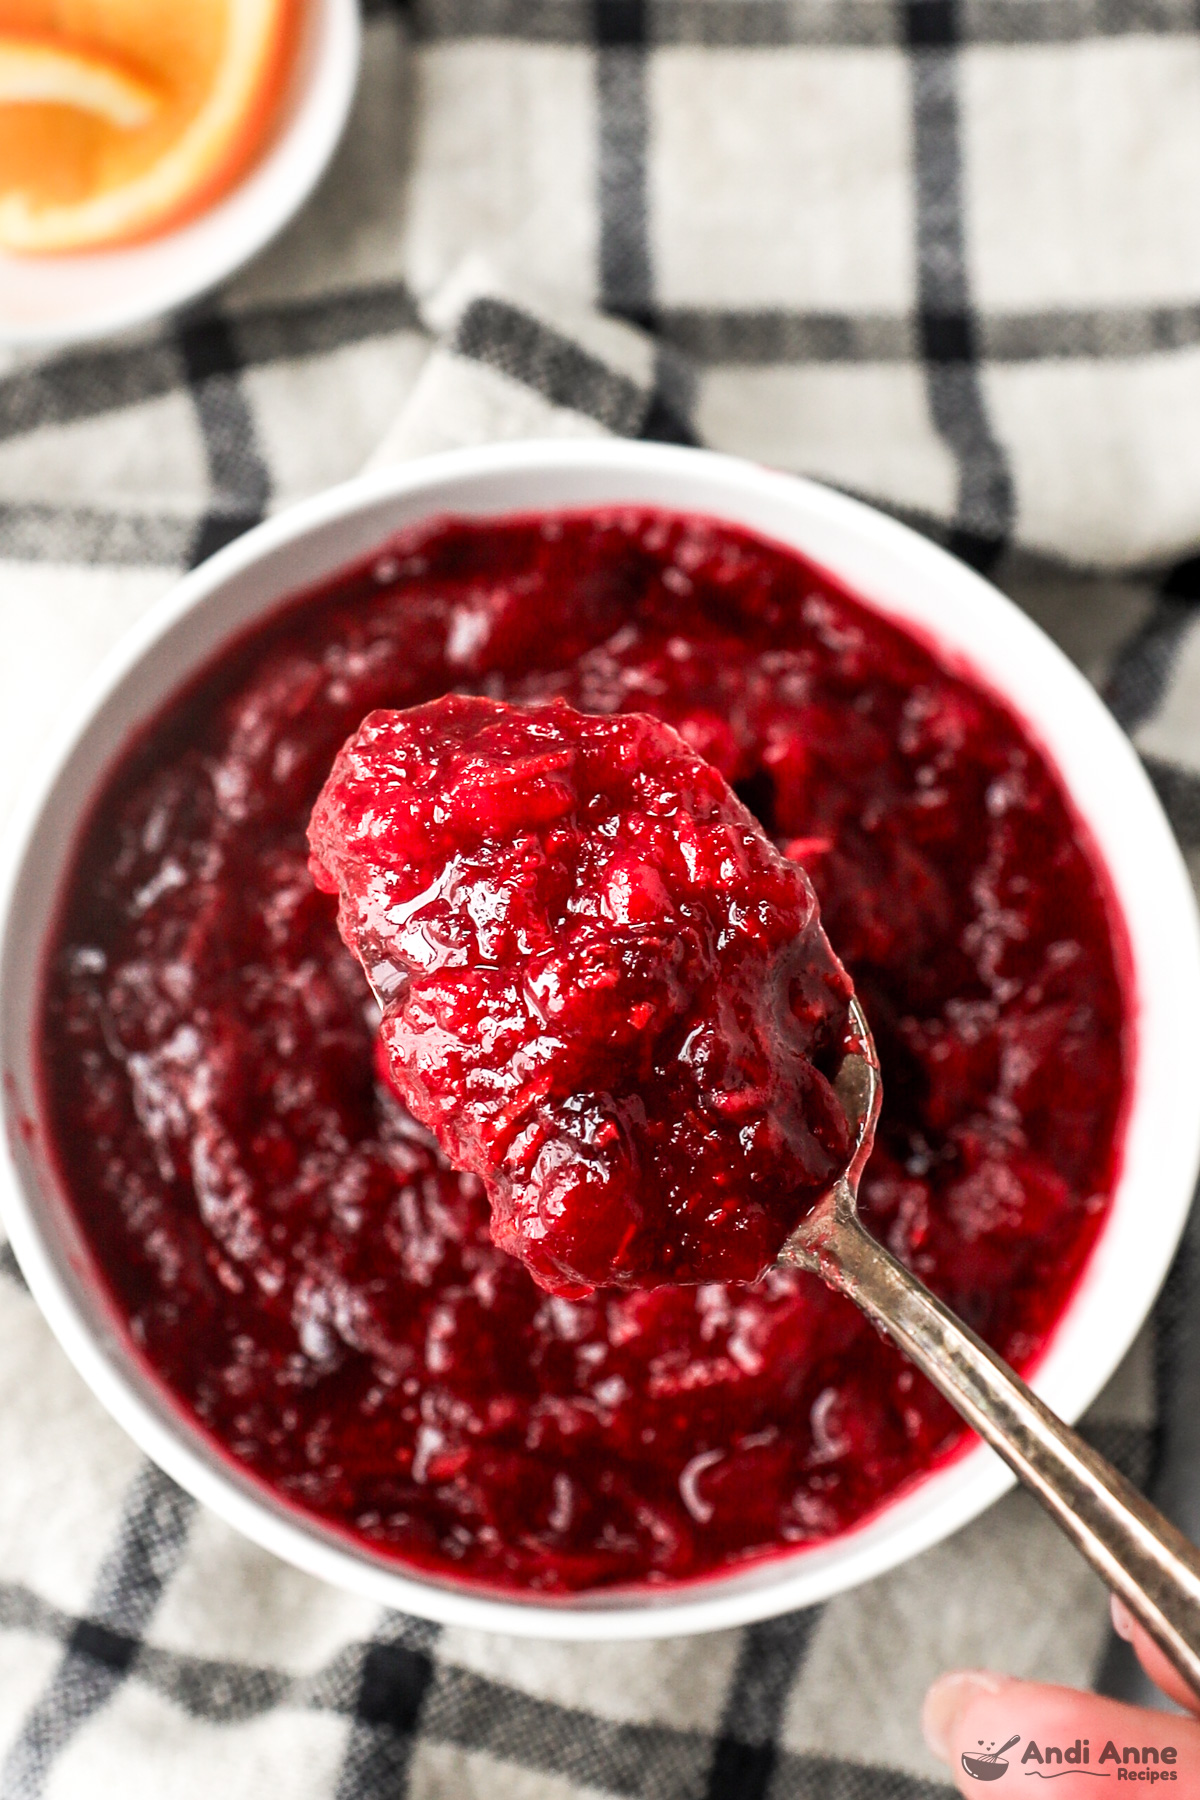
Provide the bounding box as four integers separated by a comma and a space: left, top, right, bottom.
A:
1111, 1593, 1136, 1641
922, 1670, 1007, 1763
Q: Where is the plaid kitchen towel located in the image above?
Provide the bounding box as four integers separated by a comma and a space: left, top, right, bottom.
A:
4, 1, 1200, 1794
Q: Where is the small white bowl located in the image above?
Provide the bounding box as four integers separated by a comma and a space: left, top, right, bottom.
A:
3, 440, 1199, 1640
0, 0, 360, 349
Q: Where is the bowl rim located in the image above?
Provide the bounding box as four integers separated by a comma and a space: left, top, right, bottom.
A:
0, 0, 361, 349
3, 438, 1199, 1640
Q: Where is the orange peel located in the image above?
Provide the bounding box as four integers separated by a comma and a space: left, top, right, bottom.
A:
0, 34, 159, 129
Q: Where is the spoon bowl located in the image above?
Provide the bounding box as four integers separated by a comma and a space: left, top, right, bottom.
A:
777, 993, 881, 1275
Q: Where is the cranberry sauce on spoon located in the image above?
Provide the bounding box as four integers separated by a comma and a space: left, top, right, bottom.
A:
307, 695, 854, 1296
38, 508, 1130, 1593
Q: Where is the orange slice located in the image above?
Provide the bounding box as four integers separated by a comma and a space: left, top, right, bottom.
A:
0, 0, 295, 254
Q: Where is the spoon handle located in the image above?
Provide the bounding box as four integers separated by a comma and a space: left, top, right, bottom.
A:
799, 1182, 1200, 1697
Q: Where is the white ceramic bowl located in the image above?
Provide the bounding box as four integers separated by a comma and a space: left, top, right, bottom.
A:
3, 440, 1199, 1640
0, 0, 360, 348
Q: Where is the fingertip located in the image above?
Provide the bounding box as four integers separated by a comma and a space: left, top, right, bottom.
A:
1111, 1592, 1135, 1642
922, 1669, 1007, 1763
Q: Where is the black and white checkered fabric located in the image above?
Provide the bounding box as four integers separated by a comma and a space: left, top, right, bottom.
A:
3, 3, 1200, 1793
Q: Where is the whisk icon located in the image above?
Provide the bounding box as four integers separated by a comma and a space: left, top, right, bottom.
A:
961, 1734, 1020, 1781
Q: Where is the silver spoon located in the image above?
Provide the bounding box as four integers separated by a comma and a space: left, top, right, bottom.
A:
778, 996, 1200, 1696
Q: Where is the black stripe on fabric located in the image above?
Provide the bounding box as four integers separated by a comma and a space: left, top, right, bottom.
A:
769, 1761, 952, 1798
0, 1465, 194, 1799
1096, 1182, 1200, 1708
177, 315, 272, 567
594, 0, 654, 327
659, 310, 918, 366
0, 339, 186, 444
1146, 1182, 1200, 1528
66, 1619, 138, 1677
227, 284, 423, 368
453, 295, 651, 433
355, 1641, 435, 1732
640, 342, 701, 445
0, 283, 423, 448
982, 302, 1200, 362
958, 0, 1197, 42
0, 500, 197, 567
399, 0, 1198, 44
649, 0, 898, 46
1159, 554, 1200, 603
188, 506, 269, 573
903, 0, 1014, 572
1104, 555, 1200, 732
1094, 1617, 1167, 1709
1140, 754, 1200, 850
0, 1240, 27, 1288
335, 1617, 440, 1800
0, 1584, 68, 1640
134, 1640, 297, 1719
704, 1607, 823, 1800
660, 302, 1200, 367
594, 0, 646, 41
0, 1580, 952, 1800
1106, 599, 1198, 733
422, 1662, 713, 1796
399, 0, 591, 41
1078, 1420, 1156, 1493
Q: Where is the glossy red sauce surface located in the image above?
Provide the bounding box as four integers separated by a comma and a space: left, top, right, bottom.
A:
308, 695, 854, 1296
39, 509, 1130, 1593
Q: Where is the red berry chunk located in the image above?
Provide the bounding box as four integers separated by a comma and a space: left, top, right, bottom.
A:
309, 695, 853, 1294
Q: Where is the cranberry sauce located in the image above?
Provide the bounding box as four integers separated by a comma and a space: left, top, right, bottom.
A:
308, 695, 854, 1296
39, 509, 1130, 1593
